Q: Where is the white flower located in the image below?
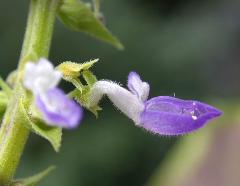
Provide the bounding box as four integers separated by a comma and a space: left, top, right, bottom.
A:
24, 58, 62, 95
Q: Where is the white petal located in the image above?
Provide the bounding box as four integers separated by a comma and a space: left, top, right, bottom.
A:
38, 58, 54, 70
127, 71, 150, 101
23, 58, 62, 94
89, 80, 145, 124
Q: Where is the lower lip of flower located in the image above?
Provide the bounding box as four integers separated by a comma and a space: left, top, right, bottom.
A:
36, 88, 83, 129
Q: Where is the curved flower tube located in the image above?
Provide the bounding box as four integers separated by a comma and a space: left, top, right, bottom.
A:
89, 71, 222, 135
89, 80, 144, 123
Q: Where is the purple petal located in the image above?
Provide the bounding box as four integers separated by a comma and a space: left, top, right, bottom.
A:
36, 88, 83, 129
127, 71, 150, 101
140, 96, 222, 135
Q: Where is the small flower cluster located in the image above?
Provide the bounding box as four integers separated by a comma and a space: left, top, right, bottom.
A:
89, 72, 222, 135
23, 58, 222, 135
24, 58, 83, 129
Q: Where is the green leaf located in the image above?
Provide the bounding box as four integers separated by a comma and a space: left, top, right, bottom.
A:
21, 102, 62, 152
12, 166, 55, 186
58, 0, 123, 49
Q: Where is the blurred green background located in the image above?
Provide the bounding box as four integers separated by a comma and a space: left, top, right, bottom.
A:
0, 0, 239, 185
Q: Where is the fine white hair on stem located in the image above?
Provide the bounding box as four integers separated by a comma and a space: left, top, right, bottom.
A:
89, 80, 144, 124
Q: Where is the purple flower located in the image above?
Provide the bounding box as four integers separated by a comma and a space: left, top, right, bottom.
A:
36, 88, 83, 129
23, 58, 83, 129
128, 72, 222, 135
89, 71, 222, 136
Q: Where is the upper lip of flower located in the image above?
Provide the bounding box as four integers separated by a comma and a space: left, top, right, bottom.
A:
127, 71, 150, 102
23, 58, 62, 95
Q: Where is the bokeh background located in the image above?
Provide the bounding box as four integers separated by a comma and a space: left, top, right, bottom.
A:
1, 0, 240, 185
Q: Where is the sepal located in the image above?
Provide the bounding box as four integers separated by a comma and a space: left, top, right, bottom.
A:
82, 70, 98, 86
69, 88, 101, 117
57, 59, 98, 92
58, 60, 101, 116
57, 59, 98, 78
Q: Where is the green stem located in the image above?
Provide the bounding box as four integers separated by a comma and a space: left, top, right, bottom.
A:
0, 0, 60, 185
18, 0, 60, 78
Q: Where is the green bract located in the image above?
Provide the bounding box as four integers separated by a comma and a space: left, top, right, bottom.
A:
58, 0, 123, 49
23, 109, 62, 152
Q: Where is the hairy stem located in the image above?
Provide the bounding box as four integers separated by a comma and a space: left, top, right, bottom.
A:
0, 0, 60, 185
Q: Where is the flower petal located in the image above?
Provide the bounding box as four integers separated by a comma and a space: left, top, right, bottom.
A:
24, 58, 62, 94
140, 96, 222, 135
36, 88, 83, 129
127, 71, 150, 101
